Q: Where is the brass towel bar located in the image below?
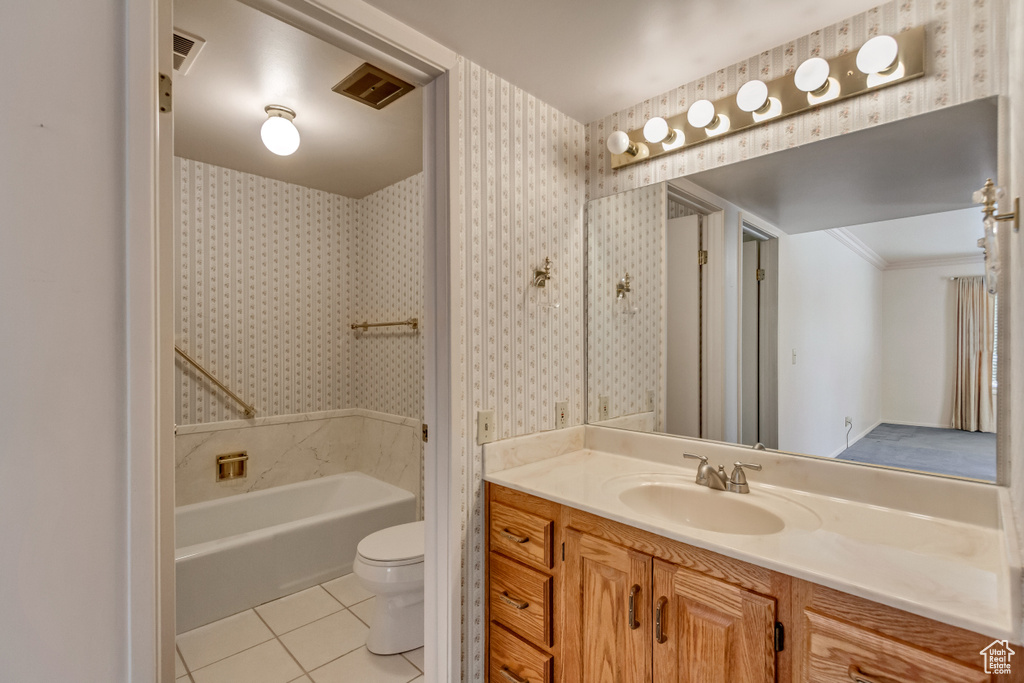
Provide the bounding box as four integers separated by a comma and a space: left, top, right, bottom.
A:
174, 345, 256, 417
350, 317, 419, 332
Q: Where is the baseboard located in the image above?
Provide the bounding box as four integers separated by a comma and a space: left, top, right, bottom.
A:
826, 418, 883, 458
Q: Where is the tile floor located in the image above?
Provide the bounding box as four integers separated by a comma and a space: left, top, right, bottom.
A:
175, 573, 423, 683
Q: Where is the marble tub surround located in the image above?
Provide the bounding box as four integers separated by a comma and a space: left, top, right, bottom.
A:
176, 409, 422, 508
483, 428, 1022, 642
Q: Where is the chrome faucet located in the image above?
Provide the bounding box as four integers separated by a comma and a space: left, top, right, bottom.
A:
684, 454, 762, 494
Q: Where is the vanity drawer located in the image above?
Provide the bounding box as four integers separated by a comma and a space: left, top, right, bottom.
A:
489, 552, 553, 647
802, 610, 990, 683
490, 501, 554, 570
489, 621, 553, 683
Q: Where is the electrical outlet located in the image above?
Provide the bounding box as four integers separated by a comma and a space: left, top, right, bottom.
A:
555, 401, 569, 429
598, 395, 610, 421
845, 416, 853, 427
477, 410, 495, 445
646, 390, 656, 412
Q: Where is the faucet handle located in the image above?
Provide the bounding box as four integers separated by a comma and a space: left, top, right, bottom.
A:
729, 462, 762, 493
683, 453, 709, 485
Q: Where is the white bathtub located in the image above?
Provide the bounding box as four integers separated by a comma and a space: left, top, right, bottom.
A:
175, 472, 416, 633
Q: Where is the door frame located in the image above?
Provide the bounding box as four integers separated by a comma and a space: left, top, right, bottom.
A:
124, 1, 458, 679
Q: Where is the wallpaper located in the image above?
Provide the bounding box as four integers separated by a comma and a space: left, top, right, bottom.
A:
176, 159, 425, 425
587, 183, 666, 429
450, 56, 586, 681
175, 159, 354, 424
585, 0, 1008, 203
352, 174, 425, 420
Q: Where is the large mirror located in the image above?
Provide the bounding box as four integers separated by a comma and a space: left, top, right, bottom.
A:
587, 97, 1001, 482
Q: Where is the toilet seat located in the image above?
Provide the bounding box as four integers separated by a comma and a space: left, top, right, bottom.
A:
356, 520, 424, 567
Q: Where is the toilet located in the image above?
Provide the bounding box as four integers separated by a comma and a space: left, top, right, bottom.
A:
352, 520, 425, 655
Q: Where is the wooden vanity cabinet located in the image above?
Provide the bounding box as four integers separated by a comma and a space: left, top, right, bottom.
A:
486, 483, 1013, 683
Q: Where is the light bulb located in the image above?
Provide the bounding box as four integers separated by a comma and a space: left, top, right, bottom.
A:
643, 117, 670, 143
261, 106, 300, 156
686, 99, 717, 129
752, 97, 782, 122
794, 57, 830, 94
607, 130, 633, 155
705, 114, 730, 136
806, 78, 840, 105
736, 80, 769, 113
856, 35, 899, 75
867, 62, 905, 88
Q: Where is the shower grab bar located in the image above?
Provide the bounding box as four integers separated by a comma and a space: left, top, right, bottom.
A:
350, 317, 419, 332
174, 345, 256, 417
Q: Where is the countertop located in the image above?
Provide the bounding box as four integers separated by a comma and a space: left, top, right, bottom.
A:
485, 444, 1022, 642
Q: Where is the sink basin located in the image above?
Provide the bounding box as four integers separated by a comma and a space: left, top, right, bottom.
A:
603, 473, 820, 536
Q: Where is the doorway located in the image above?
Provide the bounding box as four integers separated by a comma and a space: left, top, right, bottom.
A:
739, 223, 778, 449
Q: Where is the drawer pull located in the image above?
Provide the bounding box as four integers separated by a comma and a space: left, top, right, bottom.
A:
500, 591, 529, 610
655, 596, 668, 643
848, 665, 896, 683
500, 528, 530, 544
628, 584, 641, 630
499, 667, 529, 683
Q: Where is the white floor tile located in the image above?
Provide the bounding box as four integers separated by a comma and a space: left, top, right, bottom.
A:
177, 610, 274, 672
190, 640, 303, 683
321, 573, 373, 607
256, 586, 343, 635
279, 610, 368, 671
176, 648, 187, 676
309, 647, 419, 683
402, 647, 424, 671
348, 596, 375, 627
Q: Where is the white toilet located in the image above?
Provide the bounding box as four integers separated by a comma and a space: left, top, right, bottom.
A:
352, 520, 425, 655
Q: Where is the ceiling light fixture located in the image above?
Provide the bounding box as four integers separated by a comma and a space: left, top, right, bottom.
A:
261, 105, 300, 156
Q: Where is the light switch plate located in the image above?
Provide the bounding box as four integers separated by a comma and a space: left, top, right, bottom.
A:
555, 401, 569, 429
598, 395, 610, 421
477, 410, 495, 445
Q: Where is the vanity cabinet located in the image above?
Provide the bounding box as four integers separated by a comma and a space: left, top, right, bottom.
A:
487, 482, 1019, 683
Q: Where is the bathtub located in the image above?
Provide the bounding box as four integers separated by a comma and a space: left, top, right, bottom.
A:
175, 471, 416, 633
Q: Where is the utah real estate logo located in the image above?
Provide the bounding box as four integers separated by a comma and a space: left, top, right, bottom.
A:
980, 640, 1015, 675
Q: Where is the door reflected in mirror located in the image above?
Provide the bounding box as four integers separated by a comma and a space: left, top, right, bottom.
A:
586, 97, 1000, 482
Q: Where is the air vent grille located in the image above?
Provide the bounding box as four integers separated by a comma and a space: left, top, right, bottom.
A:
172, 28, 205, 75
332, 63, 414, 110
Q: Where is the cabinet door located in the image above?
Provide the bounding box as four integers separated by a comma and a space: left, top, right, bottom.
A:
562, 529, 652, 683
652, 559, 776, 683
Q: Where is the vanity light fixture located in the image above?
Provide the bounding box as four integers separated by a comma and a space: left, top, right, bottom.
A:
261, 105, 300, 156
529, 257, 560, 309
616, 272, 631, 299
533, 257, 553, 287
605, 26, 925, 170
974, 178, 1020, 295
615, 273, 637, 315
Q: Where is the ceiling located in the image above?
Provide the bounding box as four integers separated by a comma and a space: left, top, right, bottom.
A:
677, 97, 998, 236
358, 0, 886, 122
842, 208, 984, 266
173, 0, 422, 198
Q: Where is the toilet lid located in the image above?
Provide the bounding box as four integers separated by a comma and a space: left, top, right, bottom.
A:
357, 521, 424, 564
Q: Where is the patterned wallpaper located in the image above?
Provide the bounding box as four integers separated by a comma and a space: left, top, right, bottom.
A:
587, 183, 666, 429
585, 0, 1007, 203
449, 56, 586, 681
175, 159, 354, 424
175, 159, 424, 424
352, 174, 425, 419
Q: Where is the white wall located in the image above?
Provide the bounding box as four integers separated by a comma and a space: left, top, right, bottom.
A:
777, 232, 884, 458
881, 262, 986, 428
0, 1, 128, 680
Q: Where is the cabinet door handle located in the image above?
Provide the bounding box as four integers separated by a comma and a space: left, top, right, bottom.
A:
655, 596, 668, 643
500, 591, 529, 610
628, 584, 641, 630
500, 528, 530, 544
848, 665, 896, 683
499, 666, 529, 683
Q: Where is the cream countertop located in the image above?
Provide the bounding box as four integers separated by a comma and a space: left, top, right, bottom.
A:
483, 428, 1022, 643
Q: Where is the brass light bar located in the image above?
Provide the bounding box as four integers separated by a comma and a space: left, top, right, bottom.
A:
609, 26, 925, 170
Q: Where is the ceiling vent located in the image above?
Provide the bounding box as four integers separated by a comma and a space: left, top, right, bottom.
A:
172, 28, 205, 75
332, 63, 414, 110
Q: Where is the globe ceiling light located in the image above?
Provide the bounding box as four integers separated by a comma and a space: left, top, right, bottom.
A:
686, 99, 718, 129
736, 80, 770, 114
856, 35, 899, 75
606, 130, 648, 158
643, 116, 680, 147
794, 57, 831, 95
261, 105, 300, 156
